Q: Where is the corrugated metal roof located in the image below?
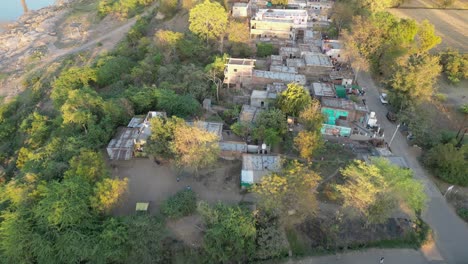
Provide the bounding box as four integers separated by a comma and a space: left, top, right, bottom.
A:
107, 127, 139, 160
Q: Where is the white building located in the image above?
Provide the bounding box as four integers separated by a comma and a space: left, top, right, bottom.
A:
232, 2, 250, 17
250, 9, 309, 40
241, 154, 281, 187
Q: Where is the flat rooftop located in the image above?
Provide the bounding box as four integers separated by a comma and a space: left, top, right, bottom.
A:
322, 40, 342, 50
187, 121, 223, 139
270, 65, 298, 74
266, 83, 287, 93
233, 2, 248, 7
240, 105, 263, 123
304, 53, 333, 67
256, 9, 308, 18
242, 154, 281, 171
286, 58, 306, 68
254, 70, 307, 85
251, 90, 277, 100
227, 58, 256, 66
312, 82, 335, 97
321, 97, 368, 112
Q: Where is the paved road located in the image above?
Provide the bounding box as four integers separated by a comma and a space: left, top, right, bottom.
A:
283, 248, 429, 264
358, 71, 468, 264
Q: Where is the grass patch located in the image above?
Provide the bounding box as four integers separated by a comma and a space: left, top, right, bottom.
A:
0, 72, 9, 81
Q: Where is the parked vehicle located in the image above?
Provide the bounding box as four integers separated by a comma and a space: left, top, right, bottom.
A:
380, 93, 388, 104
386, 111, 397, 122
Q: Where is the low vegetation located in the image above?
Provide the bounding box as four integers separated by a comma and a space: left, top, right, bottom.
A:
161, 189, 197, 219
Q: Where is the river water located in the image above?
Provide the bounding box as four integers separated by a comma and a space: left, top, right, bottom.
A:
0, 0, 56, 23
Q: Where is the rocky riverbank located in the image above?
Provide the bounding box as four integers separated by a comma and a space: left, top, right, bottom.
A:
0, 4, 70, 72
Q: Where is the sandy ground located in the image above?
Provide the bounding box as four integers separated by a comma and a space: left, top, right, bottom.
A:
111, 158, 250, 216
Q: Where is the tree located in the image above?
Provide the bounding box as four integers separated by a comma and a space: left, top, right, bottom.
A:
33, 177, 94, 229
160, 0, 178, 17
160, 189, 197, 218
124, 215, 169, 263
227, 20, 250, 44
91, 178, 129, 213
388, 54, 441, 110
146, 116, 184, 159
198, 202, 256, 263
355, 0, 394, 13
253, 161, 320, 225
252, 108, 288, 145
440, 49, 468, 85
154, 30, 184, 62
189, 0, 228, 46
61, 87, 105, 134
154, 89, 201, 118
337, 158, 426, 224
171, 121, 220, 174
330, 1, 355, 35
416, 20, 441, 54
51, 67, 97, 107
424, 143, 468, 186
92, 218, 129, 264
294, 131, 323, 161
270, 0, 288, 5
95, 56, 135, 87
278, 83, 312, 117
230, 122, 251, 139
64, 150, 108, 183
257, 43, 275, 57
298, 99, 325, 132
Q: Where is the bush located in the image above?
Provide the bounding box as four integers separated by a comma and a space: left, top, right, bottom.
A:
256, 43, 275, 58
98, 0, 154, 19
457, 208, 468, 221
424, 143, 468, 186
160, 0, 178, 17
160, 190, 197, 219
435, 93, 447, 102
96, 56, 136, 87
440, 49, 468, 85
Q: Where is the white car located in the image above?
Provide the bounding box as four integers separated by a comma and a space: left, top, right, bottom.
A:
380, 93, 388, 104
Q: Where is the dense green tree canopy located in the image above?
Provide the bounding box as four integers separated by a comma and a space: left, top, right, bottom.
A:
189, 0, 228, 43
253, 161, 320, 225
198, 202, 257, 263
337, 158, 427, 223
278, 83, 311, 117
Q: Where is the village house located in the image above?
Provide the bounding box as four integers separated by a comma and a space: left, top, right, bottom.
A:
224, 58, 256, 88
186, 121, 224, 140
311, 82, 335, 99
320, 97, 368, 137
239, 104, 263, 123
250, 9, 309, 40
307, 0, 333, 10
250, 90, 277, 108
107, 111, 167, 160
253, 70, 307, 85
241, 154, 281, 187
322, 39, 344, 62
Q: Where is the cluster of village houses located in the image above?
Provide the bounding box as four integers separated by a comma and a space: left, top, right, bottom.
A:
107, 0, 398, 188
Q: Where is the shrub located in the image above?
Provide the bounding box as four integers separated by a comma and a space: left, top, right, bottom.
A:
440, 49, 468, 85
424, 143, 468, 186
256, 43, 275, 57
457, 208, 468, 221
160, 190, 197, 219
434, 93, 447, 102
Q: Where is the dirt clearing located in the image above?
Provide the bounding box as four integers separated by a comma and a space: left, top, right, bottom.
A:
111, 158, 249, 216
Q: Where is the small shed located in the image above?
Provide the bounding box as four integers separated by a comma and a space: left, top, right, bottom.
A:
232, 2, 250, 17
241, 154, 281, 187
250, 90, 277, 108
335, 85, 347, 98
